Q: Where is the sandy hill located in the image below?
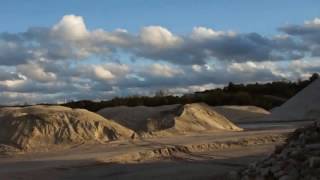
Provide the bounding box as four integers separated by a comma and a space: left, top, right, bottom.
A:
0, 105, 135, 151
97, 103, 242, 136
270, 79, 320, 120
213, 106, 270, 123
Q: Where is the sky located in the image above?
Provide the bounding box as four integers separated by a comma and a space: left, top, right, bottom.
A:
0, 0, 320, 104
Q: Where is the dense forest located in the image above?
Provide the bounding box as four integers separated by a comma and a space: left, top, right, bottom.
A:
62, 73, 319, 112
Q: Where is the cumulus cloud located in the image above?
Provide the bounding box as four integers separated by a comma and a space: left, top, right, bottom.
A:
0, 37, 34, 65
279, 17, 320, 56
52, 15, 89, 41
93, 66, 115, 80
17, 63, 57, 82
142, 63, 184, 78
139, 26, 181, 48
132, 27, 307, 65
227, 61, 289, 81
0, 15, 319, 104
0, 68, 21, 81
1, 14, 316, 67
72, 63, 130, 82
191, 26, 235, 40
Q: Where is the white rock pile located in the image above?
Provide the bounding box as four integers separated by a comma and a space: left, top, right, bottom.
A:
239, 121, 320, 180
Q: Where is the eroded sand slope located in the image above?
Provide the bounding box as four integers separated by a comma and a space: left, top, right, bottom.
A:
0, 105, 135, 151
98, 103, 242, 136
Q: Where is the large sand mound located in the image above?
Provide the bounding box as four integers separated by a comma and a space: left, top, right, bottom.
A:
213, 106, 270, 123
270, 79, 320, 120
0, 105, 135, 151
98, 103, 242, 135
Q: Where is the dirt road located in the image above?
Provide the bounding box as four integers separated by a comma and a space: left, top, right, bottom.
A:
0, 120, 312, 180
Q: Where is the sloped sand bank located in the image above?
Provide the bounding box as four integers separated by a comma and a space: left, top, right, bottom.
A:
0, 105, 135, 151
98, 103, 242, 136
213, 106, 270, 123
270, 79, 320, 120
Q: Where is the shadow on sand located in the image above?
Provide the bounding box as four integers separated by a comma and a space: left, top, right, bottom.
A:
0, 153, 266, 180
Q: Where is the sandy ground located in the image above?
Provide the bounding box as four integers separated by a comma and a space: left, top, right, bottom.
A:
0, 145, 275, 180
0, 119, 312, 180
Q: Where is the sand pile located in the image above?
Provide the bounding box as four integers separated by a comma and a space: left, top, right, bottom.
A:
213, 106, 270, 123
98, 103, 242, 136
173, 103, 242, 132
98, 104, 180, 132
0, 105, 135, 151
270, 79, 320, 120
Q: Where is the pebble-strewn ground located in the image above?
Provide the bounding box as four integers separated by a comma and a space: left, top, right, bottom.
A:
238, 120, 320, 180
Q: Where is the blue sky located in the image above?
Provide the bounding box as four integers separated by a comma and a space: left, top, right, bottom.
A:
1, 0, 319, 34
0, 1, 320, 104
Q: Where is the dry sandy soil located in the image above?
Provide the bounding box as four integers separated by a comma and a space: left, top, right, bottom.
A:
0, 119, 312, 180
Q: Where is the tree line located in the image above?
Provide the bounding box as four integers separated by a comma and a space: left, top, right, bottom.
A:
62, 73, 319, 112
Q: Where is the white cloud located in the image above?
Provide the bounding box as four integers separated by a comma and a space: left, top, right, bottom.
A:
192, 64, 202, 72
143, 63, 184, 78
139, 26, 181, 48
0, 15, 319, 104
102, 63, 130, 77
305, 17, 320, 27
290, 59, 320, 69
52, 15, 89, 41
191, 64, 212, 72
71, 63, 130, 83
191, 26, 235, 40
93, 66, 115, 80
0, 79, 25, 88
1, 14, 315, 67
227, 61, 289, 79
168, 83, 222, 95
287, 58, 320, 78
16, 63, 57, 82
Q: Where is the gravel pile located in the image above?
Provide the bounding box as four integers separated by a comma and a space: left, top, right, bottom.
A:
238, 121, 320, 180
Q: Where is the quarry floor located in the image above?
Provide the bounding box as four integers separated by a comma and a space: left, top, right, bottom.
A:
0, 120, 312, 180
